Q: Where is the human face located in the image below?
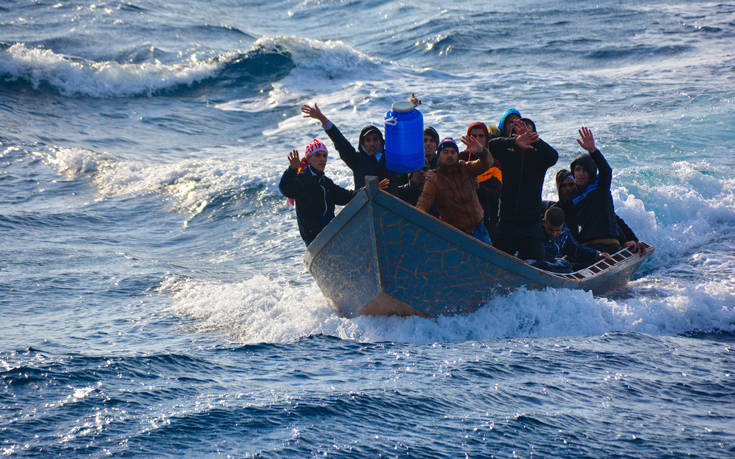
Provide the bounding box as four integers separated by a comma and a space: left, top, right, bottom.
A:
573, 164, 590, 188
424, 134, 437, 160
437, 146, 458, 167
362, 131, 383, 155
503, 114, 521, 136
468, 127, 488, 147
308, 150, 328, 172
543, 221, 563, 240
559, 178, 575, 201
509, 117, 528, 137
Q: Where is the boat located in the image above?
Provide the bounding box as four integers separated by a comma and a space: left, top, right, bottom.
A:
304, 177, 653, 318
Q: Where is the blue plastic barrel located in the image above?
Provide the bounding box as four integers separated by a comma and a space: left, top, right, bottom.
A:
384, 101, 424, 173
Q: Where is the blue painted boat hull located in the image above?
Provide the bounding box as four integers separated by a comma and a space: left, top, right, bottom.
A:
305, 178, 653, 318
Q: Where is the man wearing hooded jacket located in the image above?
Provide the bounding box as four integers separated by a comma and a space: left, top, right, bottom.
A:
301, 103, 408, 189
489, 109, 559, 260
570, 127, 620, 253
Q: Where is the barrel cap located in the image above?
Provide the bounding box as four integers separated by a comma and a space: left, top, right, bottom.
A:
391, 101, 415, 113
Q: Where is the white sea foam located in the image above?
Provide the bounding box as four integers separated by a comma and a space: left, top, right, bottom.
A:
40, 146, 285, 215
161, 273, 735, 345
0, 43, 224, 97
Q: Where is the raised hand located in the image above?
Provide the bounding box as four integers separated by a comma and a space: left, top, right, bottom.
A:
409, 92, 421, 106
576, 126, 597, 153
514, 131, 539, 150
288, 149, 301, 170
460, 135, 483, 155
301, 103, 328, 126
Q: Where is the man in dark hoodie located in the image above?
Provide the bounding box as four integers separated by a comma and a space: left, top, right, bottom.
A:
569, 127, 622, 253
488, 109, 559, 260
301, 103, 408, 189
458, 121, 503, 242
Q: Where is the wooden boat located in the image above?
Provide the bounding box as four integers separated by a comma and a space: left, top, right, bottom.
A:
305, 177, 653, 318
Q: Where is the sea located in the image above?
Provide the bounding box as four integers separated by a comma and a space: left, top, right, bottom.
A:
1, 0, 734, 456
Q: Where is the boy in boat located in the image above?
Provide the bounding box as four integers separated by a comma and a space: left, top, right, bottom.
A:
488, 109, 559, 260
458, 121, 503, 243
301, 103, 408, 190
528, 206, 611, 273
570, 127, 645, 255
279, 139, 387, 246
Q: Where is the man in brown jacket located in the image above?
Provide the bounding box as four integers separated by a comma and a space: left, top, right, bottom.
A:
416, 133, 538, 245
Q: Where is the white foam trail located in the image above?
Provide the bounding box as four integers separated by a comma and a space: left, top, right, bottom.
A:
0, 43, 224, 97
161, 273, 735, 345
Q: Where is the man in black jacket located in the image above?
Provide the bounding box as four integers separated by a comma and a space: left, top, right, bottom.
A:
301, 103, 408, 189
489, 111, 559, 260
570, 127, 623, 253
279, 139, 357, 246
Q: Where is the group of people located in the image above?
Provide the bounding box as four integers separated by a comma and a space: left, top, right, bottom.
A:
279, 97, 644, 273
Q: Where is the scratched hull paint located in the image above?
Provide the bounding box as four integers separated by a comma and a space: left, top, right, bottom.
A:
305, 178, 653, 318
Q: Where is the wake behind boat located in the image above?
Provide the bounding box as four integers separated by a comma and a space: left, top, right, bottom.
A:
305, 177, 653, 318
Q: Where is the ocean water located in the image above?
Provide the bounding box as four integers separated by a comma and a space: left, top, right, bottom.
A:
1, 0, 734, 456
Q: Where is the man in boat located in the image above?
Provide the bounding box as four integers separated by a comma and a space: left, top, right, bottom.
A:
488, 109, 559, 260
553, 168, 645, 255
458, 121, 504, 243
570, 127, 645, 255
279, 139, 387, 246
528, 206, 610, 273
301, 103, 408, 190
424, 126, 440, 169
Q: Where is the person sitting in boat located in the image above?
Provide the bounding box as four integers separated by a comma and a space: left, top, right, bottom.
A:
489, 109, 559, 260
459, 121, 503, 243
528, 207, 611, 273
570, 127, 645, 255
415, 136, 497, 244
301, 103, 408, 190
553, 168, 645, 255
424, 126, 440, 169
279, 139, 388, 246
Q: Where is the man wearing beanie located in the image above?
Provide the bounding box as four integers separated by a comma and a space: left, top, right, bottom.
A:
416, 136, 495, 244
279, 139, 358, 246
570, 127, 622, 253
301, 103, 408, 190
489, 110, 559, 260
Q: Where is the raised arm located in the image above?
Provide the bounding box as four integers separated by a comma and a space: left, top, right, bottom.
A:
301, 103, 330, 129
577, 127, 611, 189
279, 149, 303, 198
460, 134, 493, 176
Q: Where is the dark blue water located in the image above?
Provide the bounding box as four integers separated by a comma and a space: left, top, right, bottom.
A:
2, 0, 734, 456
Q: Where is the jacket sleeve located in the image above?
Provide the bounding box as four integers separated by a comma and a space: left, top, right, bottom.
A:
488, 138, 515, 163
279, 167, 300, 198
616, 214, 638, 243
465, 147, 492, 177
416, 175, 437, 213
532, 139, 559, 168
590, 148, 612, 191
560, 228, 599, 261
325, 123, 360, 171
329, 180, 357, 206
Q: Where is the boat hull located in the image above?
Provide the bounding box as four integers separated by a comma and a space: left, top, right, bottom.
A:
305, 178, 653, 318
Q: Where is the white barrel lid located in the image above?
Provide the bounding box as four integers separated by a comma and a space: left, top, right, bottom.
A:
391, 101, 415, 113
